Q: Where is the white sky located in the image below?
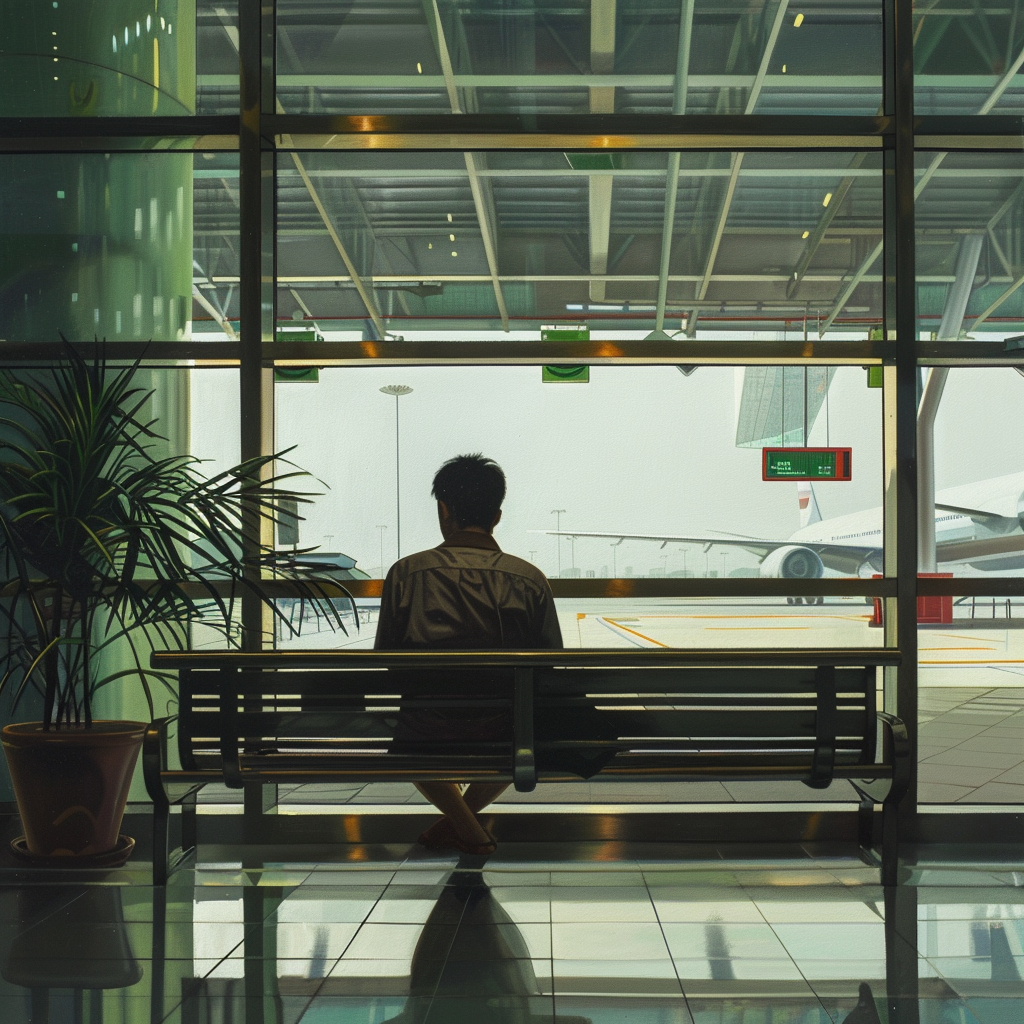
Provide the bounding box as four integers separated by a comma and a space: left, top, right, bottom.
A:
189, 364, 1024, 579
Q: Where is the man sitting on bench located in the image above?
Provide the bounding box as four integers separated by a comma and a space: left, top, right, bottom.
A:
374, 453, 561, 855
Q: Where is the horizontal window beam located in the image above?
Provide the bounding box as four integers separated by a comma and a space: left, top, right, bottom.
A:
336, 578, 897, 600
0, 116, 238, 152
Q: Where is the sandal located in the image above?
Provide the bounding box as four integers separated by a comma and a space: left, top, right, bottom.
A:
451, 831, 497, 856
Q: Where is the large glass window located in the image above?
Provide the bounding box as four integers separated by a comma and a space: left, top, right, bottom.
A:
273, 150, 884, 335
3, 0, 1021, 819
275, 0, 883, 117
915, 3, 1024, 116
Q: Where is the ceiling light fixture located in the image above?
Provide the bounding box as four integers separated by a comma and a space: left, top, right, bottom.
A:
794, 12, 804, 27
822, 192, 833, 207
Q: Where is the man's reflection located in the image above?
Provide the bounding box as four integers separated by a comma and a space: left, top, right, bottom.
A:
383, 869, 589, 1024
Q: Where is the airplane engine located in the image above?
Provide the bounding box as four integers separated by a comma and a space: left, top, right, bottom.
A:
759, 545, 825, 579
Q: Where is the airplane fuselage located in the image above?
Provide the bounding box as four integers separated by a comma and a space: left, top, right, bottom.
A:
792, 471, 1024, 571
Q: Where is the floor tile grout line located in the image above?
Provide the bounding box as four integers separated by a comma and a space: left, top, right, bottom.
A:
644, 875, 699, 1021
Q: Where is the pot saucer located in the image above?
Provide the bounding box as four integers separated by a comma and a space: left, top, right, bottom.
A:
10, 835, 135, 868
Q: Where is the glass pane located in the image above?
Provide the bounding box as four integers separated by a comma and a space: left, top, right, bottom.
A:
919, 605, 1024, 804
915, 2, 1024, 115
0, 152, 238, 343
275, 0, 882, 116
275, 150, 883, 337
923, 368, 1024, 577
198, 1, 240, 115
267, 362, 883, 651
0, 0, 208, 116
916, 152, 1024, 340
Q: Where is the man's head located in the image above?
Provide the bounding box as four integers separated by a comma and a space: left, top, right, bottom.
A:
432, 453, 506, 534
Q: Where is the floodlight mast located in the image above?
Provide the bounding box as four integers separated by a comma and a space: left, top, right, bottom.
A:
550, 509, 567, 577
380, 385, 413, 560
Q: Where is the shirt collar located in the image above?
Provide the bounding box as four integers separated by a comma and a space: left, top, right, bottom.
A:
439, 530, 502, 552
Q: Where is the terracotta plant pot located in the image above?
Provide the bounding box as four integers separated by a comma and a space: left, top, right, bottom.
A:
2, 721, 146, 859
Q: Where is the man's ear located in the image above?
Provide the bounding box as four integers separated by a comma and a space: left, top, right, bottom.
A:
491, 509, 502, 529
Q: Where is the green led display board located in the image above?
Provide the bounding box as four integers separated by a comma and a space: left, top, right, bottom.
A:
762, 447, 852, 481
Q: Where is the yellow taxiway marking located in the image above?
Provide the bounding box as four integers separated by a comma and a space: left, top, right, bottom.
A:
706, 626, 810, 631
920, 647, 999, 652
601, 620, 669, 647
612, 614, 836, 620
933, 634, 1003, 644
920, 659, 1024, 665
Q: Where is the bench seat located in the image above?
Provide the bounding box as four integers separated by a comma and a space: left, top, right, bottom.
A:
146, 648, 907, 884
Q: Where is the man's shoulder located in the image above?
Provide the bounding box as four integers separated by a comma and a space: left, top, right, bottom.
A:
493, 551, 551, 587
391, 545, 550, 587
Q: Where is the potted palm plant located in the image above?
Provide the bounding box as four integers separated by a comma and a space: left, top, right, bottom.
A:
0, 341, 351, 865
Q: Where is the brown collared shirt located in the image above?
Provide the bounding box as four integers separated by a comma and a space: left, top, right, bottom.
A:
374, 531, 562, 650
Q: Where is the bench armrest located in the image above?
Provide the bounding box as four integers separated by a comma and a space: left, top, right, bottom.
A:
143, 716, 178, 808
876, 711, 911, 805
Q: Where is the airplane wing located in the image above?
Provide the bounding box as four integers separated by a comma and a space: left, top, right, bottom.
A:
935, 502, 1018, 527
536, 530, 879, 575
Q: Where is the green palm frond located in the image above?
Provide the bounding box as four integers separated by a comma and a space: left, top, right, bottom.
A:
0, 337, 354, 729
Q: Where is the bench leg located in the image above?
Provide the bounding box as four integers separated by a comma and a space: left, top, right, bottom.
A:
858, 794, 875, 859
181, 789, 198, 858
152, 795, 171, 887
880, 796, 900, 887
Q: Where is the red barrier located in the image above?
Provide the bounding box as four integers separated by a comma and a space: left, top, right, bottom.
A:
869, 573, 953, 627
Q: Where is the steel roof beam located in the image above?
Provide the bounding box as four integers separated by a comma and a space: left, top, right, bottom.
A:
215, 7, 387, 336
785, 154, 871, 298
587, 0, 617, 303
654, 0, 696, 332
688, 0, 791, 335
427, 0, 510, 330
819, 37, 1024, 335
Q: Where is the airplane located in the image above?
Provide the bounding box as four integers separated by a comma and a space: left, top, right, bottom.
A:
541, 471, 1024, 603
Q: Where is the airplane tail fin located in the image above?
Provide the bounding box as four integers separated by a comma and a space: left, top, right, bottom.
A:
798, 480, 822, 528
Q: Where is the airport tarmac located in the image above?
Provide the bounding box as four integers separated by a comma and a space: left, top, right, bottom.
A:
272, 595, 1024, 688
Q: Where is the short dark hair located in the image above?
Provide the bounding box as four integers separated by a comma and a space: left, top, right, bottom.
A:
431, 454, 506, 530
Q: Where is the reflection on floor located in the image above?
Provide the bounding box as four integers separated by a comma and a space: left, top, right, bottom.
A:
1, 842, 1022, 1023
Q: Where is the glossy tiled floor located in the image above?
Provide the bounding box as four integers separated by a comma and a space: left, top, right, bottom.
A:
2, 841, 1023, 1023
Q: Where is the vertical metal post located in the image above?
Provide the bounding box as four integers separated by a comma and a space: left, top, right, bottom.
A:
394, 394, 401, 558
239, 0, 265, 653
882, 0, 918, 824
238, 0, 276, 823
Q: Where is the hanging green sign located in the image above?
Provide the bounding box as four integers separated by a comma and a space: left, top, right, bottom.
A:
541, 325, 589, 383
275, 326, 322, 383
542, 365, 590, 383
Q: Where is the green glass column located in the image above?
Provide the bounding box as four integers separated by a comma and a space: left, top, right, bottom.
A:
0, 1, 196, 344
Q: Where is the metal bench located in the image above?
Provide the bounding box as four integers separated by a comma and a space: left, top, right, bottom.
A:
145, 648, 907, 884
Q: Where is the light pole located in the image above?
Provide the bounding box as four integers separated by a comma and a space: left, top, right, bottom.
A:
376, 524, 387, 577
610, 543, 617, 577
569, 535, 577, 572
380, 385, 413, 560
529, 550, 538, 565
550, 509, 566, 577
